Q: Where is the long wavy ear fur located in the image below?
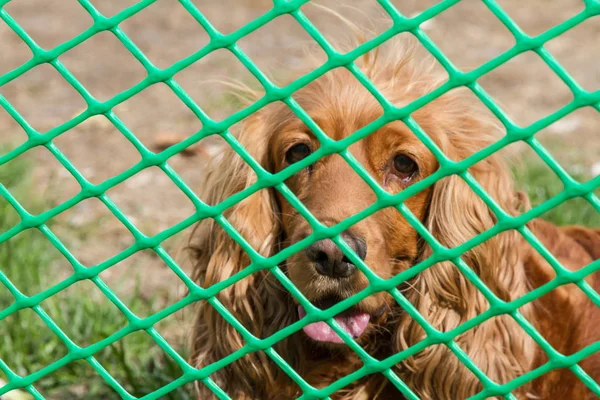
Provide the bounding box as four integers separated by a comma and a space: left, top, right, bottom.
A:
393, 90, 536, 399
189, 112, 300, 399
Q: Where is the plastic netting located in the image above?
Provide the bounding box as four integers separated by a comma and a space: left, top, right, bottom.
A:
1, 0, 600, 399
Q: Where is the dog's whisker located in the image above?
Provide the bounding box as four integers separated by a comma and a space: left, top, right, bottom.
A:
402, 281, 425, 299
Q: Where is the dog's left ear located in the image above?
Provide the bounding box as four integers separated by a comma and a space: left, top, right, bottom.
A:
393, 93, 536, 399
189, 110, 301, 398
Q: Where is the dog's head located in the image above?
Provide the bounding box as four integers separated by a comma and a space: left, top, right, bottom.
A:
256, 55, 516, 346
191, 39, 534, 398
266, 72, 438, 344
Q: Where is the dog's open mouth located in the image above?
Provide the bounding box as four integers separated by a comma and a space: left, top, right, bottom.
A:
297, 297, 371, 344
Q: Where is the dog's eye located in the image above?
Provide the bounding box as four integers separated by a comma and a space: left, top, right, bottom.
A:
392, 154, 418, 180
285, 143, 312, 164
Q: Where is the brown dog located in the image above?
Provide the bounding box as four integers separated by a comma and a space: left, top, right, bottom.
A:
188, 38, 600, 399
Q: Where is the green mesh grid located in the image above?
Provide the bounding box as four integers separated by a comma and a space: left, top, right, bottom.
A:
1, 0, 599, 398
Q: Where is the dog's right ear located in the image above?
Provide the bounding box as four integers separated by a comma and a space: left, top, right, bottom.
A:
189, 110, 300, 398
392, 91, 537, 399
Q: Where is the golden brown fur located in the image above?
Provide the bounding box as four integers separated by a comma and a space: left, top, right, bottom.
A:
188, 37, 600, 399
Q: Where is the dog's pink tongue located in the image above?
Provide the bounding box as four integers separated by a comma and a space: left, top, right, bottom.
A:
298, 306, 370, 344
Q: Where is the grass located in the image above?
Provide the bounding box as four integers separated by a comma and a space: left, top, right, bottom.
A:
512, 160, 600, 227
0, 155, 194, 399
0, 150, 597, 399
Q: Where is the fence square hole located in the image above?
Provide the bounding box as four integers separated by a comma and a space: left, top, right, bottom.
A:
531, 367, 598, 397
0, 308, 69, 377
359, 207, 424, 275
301, 0, 393, 54
292, 67, 383, 139
88, 0, 139, 18
545, 15, 600, 92
0, 152, 29, 231
477, 51, 574, 127
106, 166, 196, 237
60, 31, 147, 102
462, 142, 557, 220
0, 195, 20, 237
158, 217, 200, 280
0, 146, 81, 214
204, 270, 305, 342
237, 14, 327, 83
184, 188, 279, 265
4, 0, 93, 50
515, 231, 558, 290
152, 310, 195, 394
94, 330, 185, 398
151, 131, 223, 160
0, 107, 28, 157
201, 350, 303, 397
506, 139, 596, 221
281, 152, 378, 224
53, 116, 141, 185
99, 249, 188, 318
0, 227, 73, 298
191, 0, 272, 35
175, 48, 266, 122
357, 33, 449, 108
40, 359, 121, 399
488, 138, 562, 206
160, 221, 198, 272
520, 283, 600, 357
190, 298, 250, 370
398, 343, 482, 398
0, 63, 88, 133
417, 86, 506, 165
533, 107, 600, 181
425, 0, 515, 71
167, 127, 257, 207
455, 315, 542, 384
112, 82, 203, 152
497, 0, 583, 37
52, 197, 136, 267
426, 174, 498, 246
537, 196, 600, 232
153, 307, 193, 360
457, 228, 552, 302
120, 0, 210, 69
41, 279, 129, 348
400, 260, 491, 330
388, 0, 442, 17
0, 278, 15, 310
359, 119, 440, 197
0, 19, 32, 76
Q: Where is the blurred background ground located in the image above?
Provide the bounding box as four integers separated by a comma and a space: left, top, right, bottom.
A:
0, 0, 598, 399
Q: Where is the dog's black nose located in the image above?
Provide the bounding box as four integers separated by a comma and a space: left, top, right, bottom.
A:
305, 234, 366, 278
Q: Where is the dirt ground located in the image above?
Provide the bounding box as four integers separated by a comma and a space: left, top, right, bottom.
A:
0, 0, 598, 347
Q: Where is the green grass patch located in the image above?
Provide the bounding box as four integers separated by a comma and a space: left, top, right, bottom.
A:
513, 160, 600, 227
0, 155, 193, 399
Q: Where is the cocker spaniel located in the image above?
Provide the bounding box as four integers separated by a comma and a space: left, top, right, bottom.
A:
187, 37, 600, 399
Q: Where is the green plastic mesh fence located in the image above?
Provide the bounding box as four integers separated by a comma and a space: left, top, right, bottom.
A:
1, 0, 599, 399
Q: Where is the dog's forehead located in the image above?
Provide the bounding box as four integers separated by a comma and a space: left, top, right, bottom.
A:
274, 75, 444, 152
288, 75, 384, 140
